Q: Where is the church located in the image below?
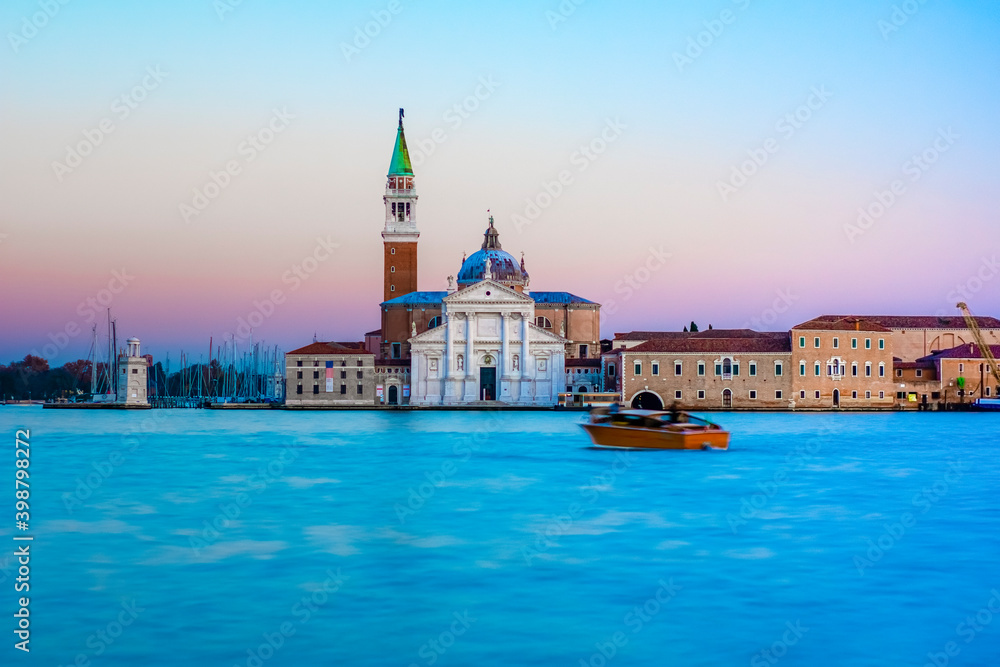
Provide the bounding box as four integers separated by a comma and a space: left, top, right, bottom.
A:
374, 110, 602, 405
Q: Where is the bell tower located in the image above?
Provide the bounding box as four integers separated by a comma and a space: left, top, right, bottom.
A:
382, 108, 419, 303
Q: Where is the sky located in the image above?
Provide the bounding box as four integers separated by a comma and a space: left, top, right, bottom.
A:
1, 0, 999, 366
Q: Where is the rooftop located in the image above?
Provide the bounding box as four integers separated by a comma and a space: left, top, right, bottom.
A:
287, 341, 371, 356
382, 290, 596, 306
793, 316, 892, 332
622, 330, 792, 354
810, 315, 1000, 330
920, 343, 1000, 360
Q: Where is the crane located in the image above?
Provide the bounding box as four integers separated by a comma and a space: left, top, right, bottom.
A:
956, 302, 1000, 399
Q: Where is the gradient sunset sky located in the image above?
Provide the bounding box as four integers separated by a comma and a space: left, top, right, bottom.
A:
2, 0, 998, 365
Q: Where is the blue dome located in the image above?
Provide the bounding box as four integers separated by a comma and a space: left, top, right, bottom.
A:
457, 248, 527, 286
456, 217, 529, 287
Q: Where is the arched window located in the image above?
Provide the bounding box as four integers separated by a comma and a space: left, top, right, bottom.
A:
535, 316, 552, 329
427, 316, 442, 330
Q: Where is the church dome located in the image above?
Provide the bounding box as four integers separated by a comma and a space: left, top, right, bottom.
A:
456, 217, 529, 288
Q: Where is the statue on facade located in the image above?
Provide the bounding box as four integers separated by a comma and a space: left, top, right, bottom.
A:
560, 320, 566, 337
411, 322, 417, 337
485, 256, 493, 278
457, 355, 464, 371
513, 355, 519, 371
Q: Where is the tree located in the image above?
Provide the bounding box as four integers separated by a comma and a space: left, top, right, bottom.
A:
689, 322, 699, 333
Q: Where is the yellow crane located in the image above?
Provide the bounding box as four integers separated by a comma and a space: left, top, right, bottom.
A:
956, 302, 1000, 399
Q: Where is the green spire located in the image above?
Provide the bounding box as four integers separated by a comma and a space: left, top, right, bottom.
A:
388, 108, 414, 177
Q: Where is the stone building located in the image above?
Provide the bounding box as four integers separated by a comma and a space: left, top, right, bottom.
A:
603, 330, 794, 410
789, 316, 895, 409
285, 341, 376, 407
819, 315, 1000, 362
898, 343, 1000, 408
116, 337, 149, 405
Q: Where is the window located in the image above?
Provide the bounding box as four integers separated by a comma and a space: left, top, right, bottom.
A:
608, 363, 616, 377
720, 358, 733, 379
313, 384, 319, 394
815, 362, 821, 376
878, 339, 885, 350
865, 391, 871, 399
897, 369, 903, 377
390, 266, 395, 273
579, 345, 589, 359
698, 361, 706, 376
390, 285, 395, 292
959, 363, 964, 373
391, 248, 396, 255
675, 362, 682, 376
916, 369, 923, 378
715, 362, 722, 376
865, 362, 872, 377
634, 362, 641, 375
296, 360, 302, 367
814, 337, 821, 348
675, 390, 682, 399
815, 391, 820, 399
799, 336, 806, 348
535, 316, 552, 329
774, 362, 783, 377
697, 390, 706, 399
357, 370, 364, 379
651, 362, 659, 376
800, 362, 806, 376
851, 363, 858, 377
879, 391, 884, 399
732, 361, 740, 376
357, 384, 363, 394
852, 391, 858, 399
357, 360, 363, 366
340, 370, 346, 379
340, 384, 346, 395
833, 337, 839, 349
851, 338, 858, 349
427, 316, 441, 329
749, 390, 757, 399
897, 392, 906, 399
297, 371, 303, 379
775, 390, 783, 399
865, 338, 871, 349
392, 343, 401, 359
749, 362, 757, 376
296, 384, 303, 394
313, 370, 319, 379
131, 368, 138, 374
799, 390, 806, 399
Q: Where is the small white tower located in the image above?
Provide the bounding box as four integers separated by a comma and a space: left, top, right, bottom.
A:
117, 337, 149, 405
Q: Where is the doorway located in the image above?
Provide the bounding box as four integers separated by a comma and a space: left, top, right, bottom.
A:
388, 385, 398, 405
480, 367, 497, 401
631, 392, 663, 410
833, 389, 840, 408
723, 389, 733, 408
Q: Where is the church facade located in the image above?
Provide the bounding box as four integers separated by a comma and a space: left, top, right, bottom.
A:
374, 110, 600, 406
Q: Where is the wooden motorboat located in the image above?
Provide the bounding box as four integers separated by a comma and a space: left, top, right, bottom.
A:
581, 406, 730, 450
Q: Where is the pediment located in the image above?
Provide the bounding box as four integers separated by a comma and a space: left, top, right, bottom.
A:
443, 279, 533, 305
409, 324, 448, 343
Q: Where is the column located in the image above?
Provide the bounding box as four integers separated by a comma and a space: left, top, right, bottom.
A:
443, 312, 456, 402
464, 313, 477, 402
520, 312, 532, 402
500, 312, 511, 399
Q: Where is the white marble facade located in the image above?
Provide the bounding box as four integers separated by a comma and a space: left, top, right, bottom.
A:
408, 280, 567, 405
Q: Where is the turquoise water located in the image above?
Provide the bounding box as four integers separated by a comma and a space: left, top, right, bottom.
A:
0, 407, 998, 666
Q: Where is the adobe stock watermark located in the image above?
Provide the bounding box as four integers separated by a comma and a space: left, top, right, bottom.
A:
7, 0, 73, 54
394, 411, 502, 523
512, 117, 626, 233
228, 235, 340, 344
59, 599, 145, 666
189, 446, 300, 555
599, 246, 671, 328
179, 107, 295, 223
30, 268, 135, 366
61, 409, 169, 512
750, 621, 809, 667
578, 578, 681, 667
727, 439, 821, 533
546, 0, 586, 30
341, 0, 404, 62
672, 0, 753, 73
944, 255, 999, 306
854, 459, 969, 576
843, 127, 958, 244
521, 451, 633, 566
408, 76, 501, 168
51, 66, 168, 182
717, 86, 833, 202
923, 589, 1000, 667
878, 0, 932, 41
214, 0, 247, 21
409, 611, 476, 667
741, 289, 799, 331
235, 568, 347, 667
